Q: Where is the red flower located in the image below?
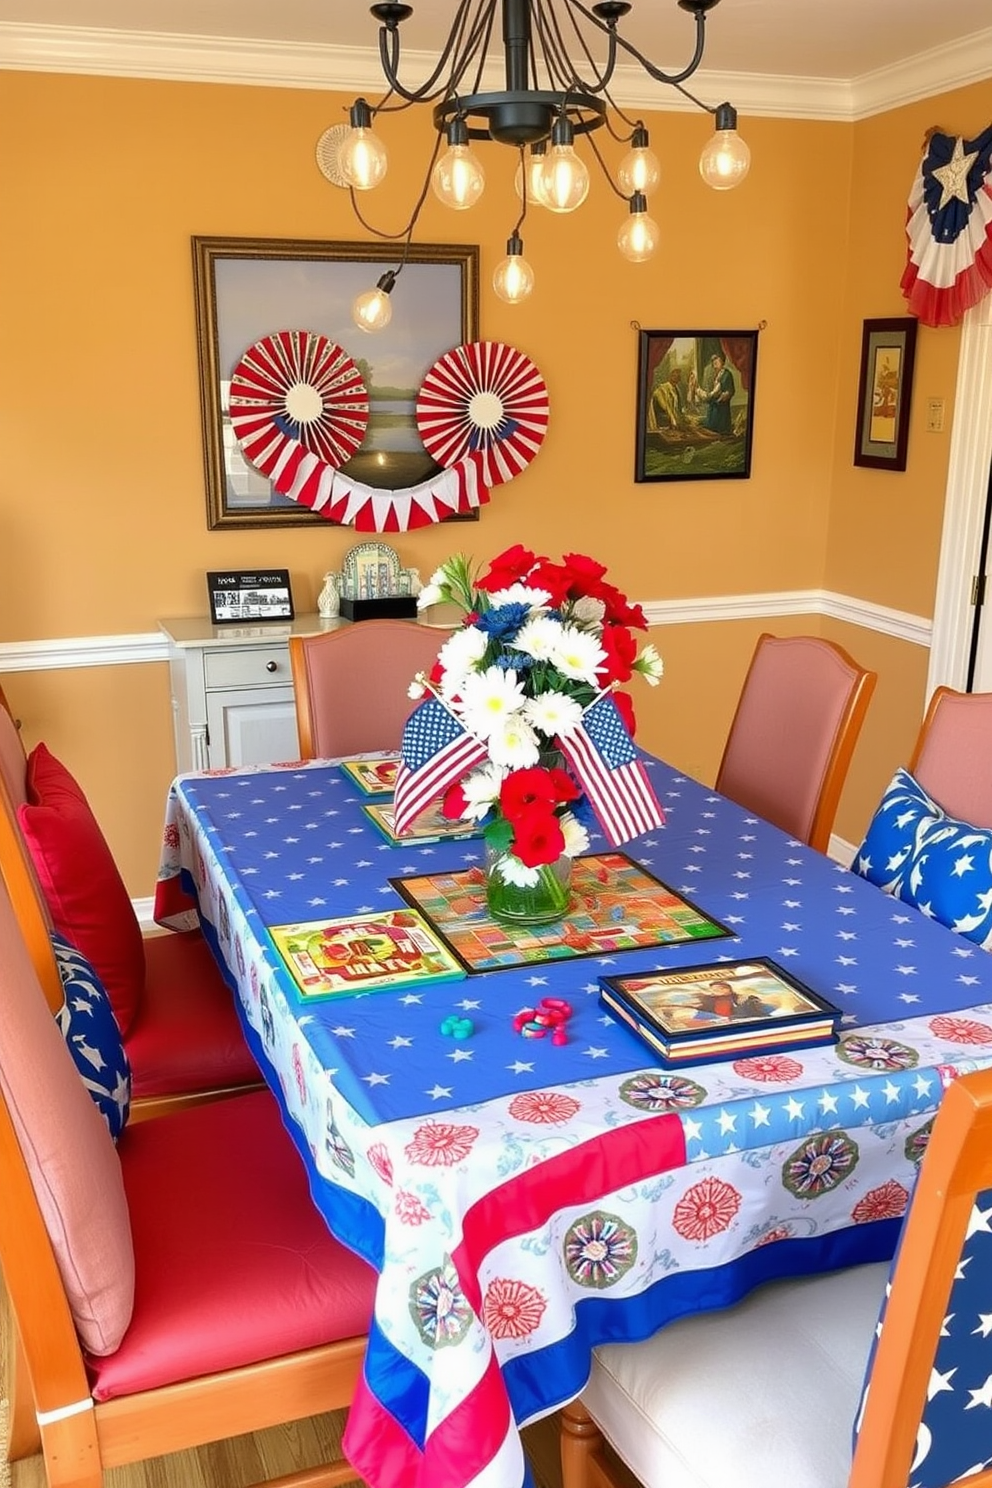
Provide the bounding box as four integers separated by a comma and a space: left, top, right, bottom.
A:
598, 625, 638, 685
512, 805, 566, 867
442, 782, 469, 820
476, 544, 536, 592
546, 767, 580, 805
500, 766, 558, 819
612, 690, 637, 736
526, 559, 573, 607
561, 552, 609, 588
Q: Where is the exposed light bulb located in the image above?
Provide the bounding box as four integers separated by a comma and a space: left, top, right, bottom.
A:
492, 235, 535, 304
432, 119, 485, 209
617, 194, 658, 263
617, 125, 660, 197
540, 117, 589, 213
699, 102, 751, 190
352, 272, 396, 333
514, 143, 550, 208
339, 98, 388, 191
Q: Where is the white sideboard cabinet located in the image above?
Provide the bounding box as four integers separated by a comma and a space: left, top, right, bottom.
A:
159, 615, 348, 772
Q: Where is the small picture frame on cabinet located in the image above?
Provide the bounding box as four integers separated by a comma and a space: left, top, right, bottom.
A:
207, 569, 295, 624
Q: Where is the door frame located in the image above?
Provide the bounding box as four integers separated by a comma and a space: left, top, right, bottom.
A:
927, 293, 992, 694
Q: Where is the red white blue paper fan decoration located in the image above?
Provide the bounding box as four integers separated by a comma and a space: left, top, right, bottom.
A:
901, 125, 992, 328
229, 330, 369, 490
416, 341, 550, 488
298, 449, 491, 532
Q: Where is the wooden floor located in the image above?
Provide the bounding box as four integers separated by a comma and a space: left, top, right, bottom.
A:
2, 1277, 637, 1488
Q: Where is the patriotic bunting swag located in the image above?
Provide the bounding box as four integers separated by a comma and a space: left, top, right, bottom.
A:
902, 125, 992, 328
230, 334, 548, 532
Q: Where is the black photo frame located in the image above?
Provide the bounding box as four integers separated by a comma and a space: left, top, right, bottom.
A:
853, 317, 918, 471
207, 569, 295, 624
635, 329, 758, 482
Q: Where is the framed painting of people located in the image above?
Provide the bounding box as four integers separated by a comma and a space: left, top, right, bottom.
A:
635, 329, 758, 483
853, 317, 917, 471
192, 237, 479, 529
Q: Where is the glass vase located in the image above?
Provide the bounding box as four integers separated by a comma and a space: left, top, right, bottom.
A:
485, 846, 573, 925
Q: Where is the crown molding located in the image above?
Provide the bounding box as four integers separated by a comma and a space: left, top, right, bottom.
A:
851, 27, 992, 119
0, 591, 930, 674
1, 21, 990, 121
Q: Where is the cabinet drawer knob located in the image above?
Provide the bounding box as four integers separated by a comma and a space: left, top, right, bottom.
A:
265, 660, 278, 673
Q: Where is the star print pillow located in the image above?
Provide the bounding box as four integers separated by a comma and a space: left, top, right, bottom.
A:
854, 767, 992, 949
52, 932, 131, 1141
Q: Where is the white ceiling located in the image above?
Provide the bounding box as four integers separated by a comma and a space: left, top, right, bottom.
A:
1, 0, 991, 118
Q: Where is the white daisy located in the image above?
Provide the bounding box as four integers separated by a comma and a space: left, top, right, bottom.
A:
560, 811, 591, 858
415, 565, 450, 609
460, 761, 506, 820
522, 689, 584, 740
436, 625, 488, 696
551, 624, 607, 685
494, 852, 541, 888
407, 675, 428, 700
486, 582, 552, 610
488, 713, 541, 769
633, 643, 664, 685
459, 666, 528, 740
510, 613, 564, 663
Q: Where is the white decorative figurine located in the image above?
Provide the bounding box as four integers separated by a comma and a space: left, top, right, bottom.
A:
317, 572, 340, 618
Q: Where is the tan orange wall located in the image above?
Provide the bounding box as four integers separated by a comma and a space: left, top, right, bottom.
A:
0, 66, 972, 890
822, 78, 992, 841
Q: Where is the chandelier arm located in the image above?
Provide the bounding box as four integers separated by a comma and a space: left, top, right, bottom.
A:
540, 0, 618, 94
566, 0, 708, 87
375, 0, 481, 105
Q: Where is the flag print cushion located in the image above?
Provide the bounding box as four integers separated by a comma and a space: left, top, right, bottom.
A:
52, 933, 131, 1141
854, 767, 992, 949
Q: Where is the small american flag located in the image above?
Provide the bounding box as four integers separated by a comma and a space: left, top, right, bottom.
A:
558, 695, 665, 847
393, 699, 487, 834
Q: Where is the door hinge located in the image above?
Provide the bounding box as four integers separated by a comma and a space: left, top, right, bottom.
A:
972, 573, 987, 606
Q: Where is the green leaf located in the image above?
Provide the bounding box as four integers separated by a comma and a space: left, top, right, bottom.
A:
484, 818, 514, 854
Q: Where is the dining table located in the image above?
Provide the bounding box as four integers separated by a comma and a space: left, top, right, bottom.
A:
154, 749, 992, 1488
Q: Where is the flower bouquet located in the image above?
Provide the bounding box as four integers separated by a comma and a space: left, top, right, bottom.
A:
393, 545, 665, 924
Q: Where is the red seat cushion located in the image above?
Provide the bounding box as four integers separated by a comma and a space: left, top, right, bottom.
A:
126, 931, 261, 1099
18, 744, 145, 1035
88, 1088, 375, 1400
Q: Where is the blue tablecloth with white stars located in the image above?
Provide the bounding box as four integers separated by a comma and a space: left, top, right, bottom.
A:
155, 753, 992, 1488
157, 753, 992, 1135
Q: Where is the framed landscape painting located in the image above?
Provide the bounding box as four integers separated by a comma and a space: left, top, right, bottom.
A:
635, 329, 758, 483
192, 237, 479, 529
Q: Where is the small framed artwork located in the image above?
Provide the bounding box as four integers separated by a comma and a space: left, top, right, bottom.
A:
192, 236, 479, 529
635, 329, 758, 482
598, 957, 840, 1068
853, 317, 918, 470
207, 569, 294, 624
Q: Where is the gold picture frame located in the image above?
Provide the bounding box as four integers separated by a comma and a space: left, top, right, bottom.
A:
192, 237, 480, 529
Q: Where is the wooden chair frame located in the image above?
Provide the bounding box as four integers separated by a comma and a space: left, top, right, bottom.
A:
0, 1062, 366, 1488
715, 632, 877, 854
561, 1067, 992, 1488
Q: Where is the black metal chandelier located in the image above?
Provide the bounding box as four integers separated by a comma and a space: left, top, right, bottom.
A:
335, 0, 750, 329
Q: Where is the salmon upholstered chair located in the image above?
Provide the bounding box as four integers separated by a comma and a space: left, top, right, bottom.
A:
908, 685, 992, 829
0, 874, 373, 1488
715, 632, 877, 854
289, 619, 449, 759
0, 704, 262, 1120
561, 1065, 992, 1488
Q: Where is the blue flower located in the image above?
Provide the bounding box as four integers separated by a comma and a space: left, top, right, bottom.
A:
494, 652, 534, 673
475, 602, 531, 641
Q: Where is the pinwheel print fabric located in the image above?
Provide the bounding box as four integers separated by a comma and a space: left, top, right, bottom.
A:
902, 125, 992, 328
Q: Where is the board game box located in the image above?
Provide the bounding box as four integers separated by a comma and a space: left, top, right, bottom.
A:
269, 909, 465, 998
